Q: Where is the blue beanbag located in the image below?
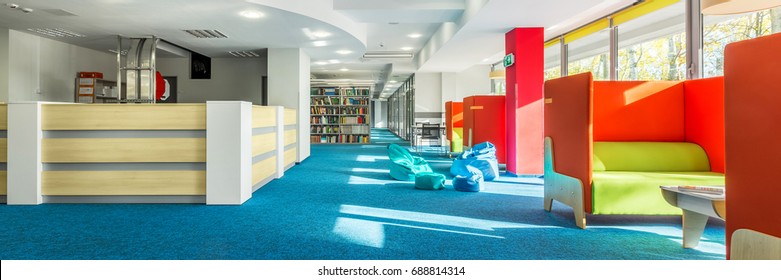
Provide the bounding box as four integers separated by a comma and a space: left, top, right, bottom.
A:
453, 166, 484, 192
450, 141, 499, 181
414, 172, 446, 190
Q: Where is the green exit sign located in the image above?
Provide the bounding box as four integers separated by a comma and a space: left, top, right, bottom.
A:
503, 53, 514, 67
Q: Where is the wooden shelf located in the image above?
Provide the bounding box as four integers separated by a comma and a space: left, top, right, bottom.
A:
310, 86, 371, 144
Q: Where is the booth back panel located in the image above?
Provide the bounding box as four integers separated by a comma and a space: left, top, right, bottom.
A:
445, 101, 463, 140
463, 96, 506, 163
592, 81, 685, 142
724, 33, 781, 256
684, 77, 725, 173
543, 73, 593, 212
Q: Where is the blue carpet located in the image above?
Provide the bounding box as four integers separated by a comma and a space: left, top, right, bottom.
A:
0, 128, 725, 260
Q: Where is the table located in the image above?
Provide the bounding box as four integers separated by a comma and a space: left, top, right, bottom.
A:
660, 186, 726, 248
413, 124, 446, 155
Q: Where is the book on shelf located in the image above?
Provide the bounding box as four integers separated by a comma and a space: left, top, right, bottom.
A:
675, 185, 724, 195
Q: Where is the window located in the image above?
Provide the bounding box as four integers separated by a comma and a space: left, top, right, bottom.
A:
703, 7, 781, 77
617, 2, 686, 80
567, 29, 610, 80
544, 41, 561, 80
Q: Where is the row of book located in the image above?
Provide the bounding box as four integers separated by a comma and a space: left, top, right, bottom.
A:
341, 107, 368, 114
310, 125, 340, 134
311, 106, 339, 115
311, 135, 370, 144
340, 116, 367, 124
310, 116, 340, 124
310, 106, 368, 115
341, 125, 370, 134
310, 88, 370, 96
311, 97, 341, 106
343, 98, 369, 105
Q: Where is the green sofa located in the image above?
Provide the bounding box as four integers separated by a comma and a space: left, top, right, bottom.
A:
591, 142, 725, 215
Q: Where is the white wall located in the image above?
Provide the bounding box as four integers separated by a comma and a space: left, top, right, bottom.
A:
444, 64, 492, 105
413, 72, 443, 124
6, 30, 116, 102
156, 56, 266, 104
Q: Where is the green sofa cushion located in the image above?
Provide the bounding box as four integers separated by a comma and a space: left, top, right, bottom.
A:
593, 142, 711, 172
592, 171, 725, 215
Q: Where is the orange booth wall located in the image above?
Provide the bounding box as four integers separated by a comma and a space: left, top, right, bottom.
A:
444, 101, 463, 141
463, 95, 506, 163
724, 32, 781, 258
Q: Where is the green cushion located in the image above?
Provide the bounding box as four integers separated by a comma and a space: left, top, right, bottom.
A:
451, 128, 463, 153
592, 171, 725, 215
415, 172, 446, 190
593, 142, 711, 172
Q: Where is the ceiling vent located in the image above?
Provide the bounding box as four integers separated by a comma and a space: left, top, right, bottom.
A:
27, 28, 85, 37
228, 51, 260, 57
184, 29, 228, 38
362, 51, 413, 60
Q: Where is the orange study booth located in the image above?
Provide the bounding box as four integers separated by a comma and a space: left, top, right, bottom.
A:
543, 73, 725, 228
462, 95, 506, 163
444, 101, 464, 153
724, 32, 781, 259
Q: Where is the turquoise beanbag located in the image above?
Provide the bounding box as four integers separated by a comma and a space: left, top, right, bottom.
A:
415, 172, 446, 190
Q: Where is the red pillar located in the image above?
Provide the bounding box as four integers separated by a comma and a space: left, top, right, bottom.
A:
505, 27, 544, 175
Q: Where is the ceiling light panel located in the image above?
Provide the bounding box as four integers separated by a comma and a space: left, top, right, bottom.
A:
408, 33, 422, 38
239, 10, 264, 18
184, 29, 228, 38
27, 28, 85, 37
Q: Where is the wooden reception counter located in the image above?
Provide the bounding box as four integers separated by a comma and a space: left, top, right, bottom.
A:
2, 102, 297, 205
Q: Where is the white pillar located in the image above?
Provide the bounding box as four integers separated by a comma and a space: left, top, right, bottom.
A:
206, 101, 252, 205
275, 106, 285, 179
7, 102, 42, 205
0, 28, 9, 102
268, 48, 310, 163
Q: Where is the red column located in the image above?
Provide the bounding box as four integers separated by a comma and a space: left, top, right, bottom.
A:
505, 27, 544, 175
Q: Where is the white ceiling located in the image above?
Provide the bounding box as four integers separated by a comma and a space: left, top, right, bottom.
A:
0, 0, 639, 99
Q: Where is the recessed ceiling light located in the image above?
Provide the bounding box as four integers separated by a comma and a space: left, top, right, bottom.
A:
336, 50, 352, 55
315, 61, 328, 65
408, 33, 422, 38
328, 59, 340, 64
340, 68, 349, 71
388, 80, 397, 83
239, 10, 264, 19
400, 47, 413, 51
312, 31, 331, 38
313, 41, 328, 47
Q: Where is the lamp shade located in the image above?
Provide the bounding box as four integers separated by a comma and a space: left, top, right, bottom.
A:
702, 0, 781, 15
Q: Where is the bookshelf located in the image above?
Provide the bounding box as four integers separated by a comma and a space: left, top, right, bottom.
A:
310, 86, 371, 144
